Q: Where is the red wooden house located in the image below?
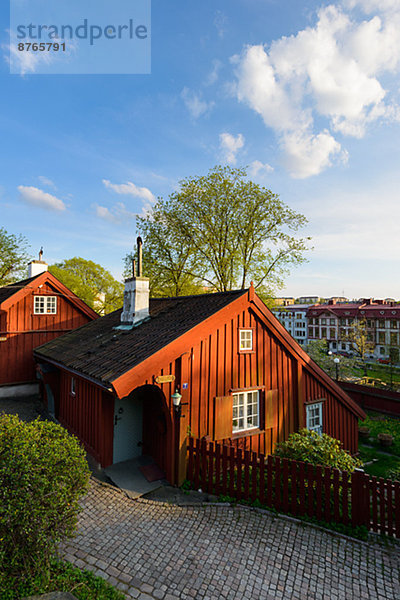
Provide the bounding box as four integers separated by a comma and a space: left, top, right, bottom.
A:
0, 259, 98, 395
34, 244, 365, 484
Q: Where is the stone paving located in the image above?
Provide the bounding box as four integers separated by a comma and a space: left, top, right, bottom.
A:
61, 479, 400, 600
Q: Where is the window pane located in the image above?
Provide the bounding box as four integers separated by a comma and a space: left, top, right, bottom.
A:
34, 297, 45, 314
306, 403, 323, 436
240, 330, 253, 350
233, 390, 259, 432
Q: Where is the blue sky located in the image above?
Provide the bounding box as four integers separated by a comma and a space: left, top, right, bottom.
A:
1, 0, 400, 299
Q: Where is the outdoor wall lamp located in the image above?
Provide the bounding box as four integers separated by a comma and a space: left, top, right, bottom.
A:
172, 390, 183, 414
172, 390, 188, 417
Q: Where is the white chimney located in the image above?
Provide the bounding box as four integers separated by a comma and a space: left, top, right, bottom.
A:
120, 237, 149, 325
28, 247, 48, 278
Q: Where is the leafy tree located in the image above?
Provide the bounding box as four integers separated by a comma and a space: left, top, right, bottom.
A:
345, 319, 375, 374
49, 257, 124, 314
123, 224, 205, 298
0, 228, 31, 285
306, 340, 356, 381
0, 415, 90, 587
274, 429, 362, 472
389, 346, 399, 364
131, 165, 311, 297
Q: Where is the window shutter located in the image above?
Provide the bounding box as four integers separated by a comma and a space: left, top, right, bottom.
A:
213, 395, 233, 440
265, 389, 278, 430
259, 389, 266, 430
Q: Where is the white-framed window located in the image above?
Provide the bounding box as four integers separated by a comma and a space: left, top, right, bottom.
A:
71, 377, 76, 396
232, 390, 259, 432
306, 402, 323, 436
239, 329, 253, 351
34, 296, 57, 314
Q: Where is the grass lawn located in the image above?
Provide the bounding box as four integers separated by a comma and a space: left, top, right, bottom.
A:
0, 559, 125, 600
358, 444, 400, 479
359, 411, 400, 455
358, 411, 400, 479
353, 363, 400, 388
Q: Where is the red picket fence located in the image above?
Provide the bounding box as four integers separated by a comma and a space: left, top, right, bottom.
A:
187, 438, 400, 538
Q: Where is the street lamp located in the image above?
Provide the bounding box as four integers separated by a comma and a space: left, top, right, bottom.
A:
334, 357, 340, 381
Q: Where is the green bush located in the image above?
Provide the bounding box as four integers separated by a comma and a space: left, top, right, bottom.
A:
0, 414, 90, 586
273, 429, 362, 472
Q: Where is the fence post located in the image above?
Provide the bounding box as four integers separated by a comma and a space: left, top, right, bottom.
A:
351, 468, 369, 528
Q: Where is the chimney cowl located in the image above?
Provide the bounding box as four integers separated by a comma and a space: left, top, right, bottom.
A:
28, 248, 48, 278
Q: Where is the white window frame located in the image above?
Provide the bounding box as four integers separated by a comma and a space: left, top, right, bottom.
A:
306, 402, 323, 436
239, 329, 253, 352
34, 296, 57, 315
71, 377, 76, 396
232, 389, 259, 433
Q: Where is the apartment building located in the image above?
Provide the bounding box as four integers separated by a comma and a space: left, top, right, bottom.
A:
273, 297, 295, 306
307, 299, 400, 359
272, 304, 309, 347
297, 296, 321, 304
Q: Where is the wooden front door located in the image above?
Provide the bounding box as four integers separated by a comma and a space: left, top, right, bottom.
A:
141, 385, 171, 476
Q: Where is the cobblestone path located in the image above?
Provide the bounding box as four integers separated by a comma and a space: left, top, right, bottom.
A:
61, 479, 400, 600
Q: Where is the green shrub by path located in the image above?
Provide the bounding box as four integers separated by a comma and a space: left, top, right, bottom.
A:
0, 558, 125, 600
359, 412, 400, 456
273, 429, 362, 472
0, 414, 90, 590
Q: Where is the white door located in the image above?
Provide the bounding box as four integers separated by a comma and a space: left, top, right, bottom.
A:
113, 396, 143, 464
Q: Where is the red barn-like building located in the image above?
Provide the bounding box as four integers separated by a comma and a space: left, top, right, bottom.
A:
35, 250, 365, 484
0, 260, 98, 395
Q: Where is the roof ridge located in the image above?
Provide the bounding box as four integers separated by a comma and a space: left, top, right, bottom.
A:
150, 288, 248, 302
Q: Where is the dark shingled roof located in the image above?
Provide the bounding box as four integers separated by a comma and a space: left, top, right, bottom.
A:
0, 275, 39, 304
34, 289, 247, 386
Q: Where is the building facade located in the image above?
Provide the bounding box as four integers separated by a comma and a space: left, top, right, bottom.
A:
307, 299, 400, 359
0, 260, 98, 391
35, 274, 364, 484
272, 304, 309, 347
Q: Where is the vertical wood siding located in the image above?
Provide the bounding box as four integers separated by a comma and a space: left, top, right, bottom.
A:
303, 370, 358, 453
0, 281, 93, 385
58, 370, 114, 467
149, 306, 358, 456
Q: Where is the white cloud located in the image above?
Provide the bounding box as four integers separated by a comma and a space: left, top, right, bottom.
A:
214, 10, 228, 39
205, 59, 223, 86
93, 204, 118, 223
345, 0, 400, 15
5, 41, 53, 75
181, 87, 214, 118
249, 160, 274, 177
93, 200, 147, 224
18, 186, 66, 211
102, 179, 155, 204
282, 130, 344, 179
219, 133, 245, 165
38, 176, 56, 189
233, 3, 400, 177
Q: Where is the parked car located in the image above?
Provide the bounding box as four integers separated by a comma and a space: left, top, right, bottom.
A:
338, 351, 350, 357
377, 358, 390, 364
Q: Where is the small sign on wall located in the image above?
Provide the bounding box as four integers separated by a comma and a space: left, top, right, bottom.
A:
182, 383, 188, 389
155, 374, 175, 384
0, 337, 7, 342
